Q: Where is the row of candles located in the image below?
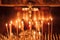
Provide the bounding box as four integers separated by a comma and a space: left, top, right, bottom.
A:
5, 16, 53, 40
45, 33, 60, 40
5, 16, 53, 31
5, 4, 53, 40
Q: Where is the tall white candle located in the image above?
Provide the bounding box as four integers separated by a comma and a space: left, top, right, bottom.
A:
6, 23, 8, 34
48, 22, 50, 40
51, 18, 53, 40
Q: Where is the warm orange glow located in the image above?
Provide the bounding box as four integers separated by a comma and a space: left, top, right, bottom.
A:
34, 31, 36, 34
29, 21, 32, 30
33, 8, 38, 11
49, 16, 53, 21
33, 31, 36, 39
25, 8, 29, 11
22, 8, 29, 11
38, 17, 41, 20
19, 25, 21, 29
42, 17, 44, 21
36, 21, 38, 26
48, 22, 50, 25
29, 14, 32, 18
26, 13, 28, 21
6, 23, 8, 27
21, 21, 24, 24
26, 17, 28, 21
21, 21, 24, 29
29, 10, 31, 13
35, 21, 40, 31
34, 17, 37, 21
23, 13, 26, 20
17, 18, 20, 22
39, 32, 41, 35
16, 20, 18, 23
9, 23, 11, 26
46, 18, 49, 21
41, 20, 43, 23
51, 18, 53, 21
29, 21, 31, 25
22, 8, 25, 11
10, 20, 12, 24
17, 12, 20, 17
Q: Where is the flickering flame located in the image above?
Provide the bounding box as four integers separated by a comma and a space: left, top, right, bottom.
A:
10, 20, 12, 24
39, 32, 41, 35
19, 25, 21, 29
49, 16, 53, 21
6, 23, 8, 27
48, 22, 50, 25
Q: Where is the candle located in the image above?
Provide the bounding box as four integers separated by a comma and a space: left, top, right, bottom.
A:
53, 34, 55, 40
21, 20, 24, 31
45, 33, 46, 40
16, 20, 18, 36
9, 20, 12, 36
6, 23, 8, 33
48, 33, 49, 40
48, 22, 50, 40
6, 23, 9, 38
35, 21, 40, 31
39, 32, 41, 40
33, 31, 36, 39
51, 17, 53, 40
29, 21, 32, 30
41, 20, 43, 40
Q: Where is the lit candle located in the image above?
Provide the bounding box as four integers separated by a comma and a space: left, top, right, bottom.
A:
9, 20, 12, 36
33, 8, 38, 11
39, 31, 41, 35
42, 17, 44, 21
33, 31, 36, 39
48, 22, 50, 40
18, 19, 21, 29
48, 22, 50, 32
34, 16, 36, 21
6, 23, 8, 27
41, 20, 43, 40
39, 32, 41, 40
6, 23, 8, 34
29, 21, 32, 30
51, 17, 53, 40
10, 20, 12, 24
19, 25, 21, 29
35, 21, 40, 31
21, 20, 24, 31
